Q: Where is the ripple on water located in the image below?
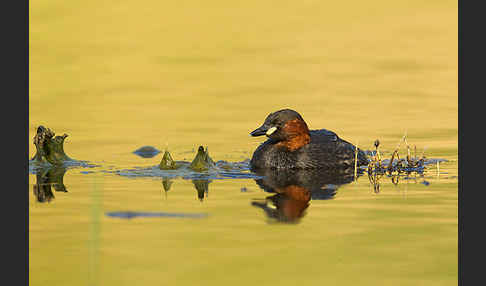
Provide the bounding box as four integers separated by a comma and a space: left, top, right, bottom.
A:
110, 159, 262, 180
29, 159, 101, 175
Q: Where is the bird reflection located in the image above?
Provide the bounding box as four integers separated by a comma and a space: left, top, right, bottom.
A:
251, 185, 311, 223
32, 166, 68, 203
251, 168, 358, 223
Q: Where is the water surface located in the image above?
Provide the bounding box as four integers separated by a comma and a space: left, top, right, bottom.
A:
29, 1, 457, 285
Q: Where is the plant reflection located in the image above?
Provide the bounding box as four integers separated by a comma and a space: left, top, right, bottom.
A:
33, 166, 68, 203
192, 179, 211, 201
162, 178, 173, 192
368, 171, 428, 193
251, 169, 359, 224
161, 177, 212, 201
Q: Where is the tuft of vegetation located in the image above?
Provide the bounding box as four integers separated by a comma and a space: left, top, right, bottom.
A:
32, 126, 72, 165
159, 150, 179, 170
364, 134, 430, 193
159, 146, 216, 172
189, 146, 215, 172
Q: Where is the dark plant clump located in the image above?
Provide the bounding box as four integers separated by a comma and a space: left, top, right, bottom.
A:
32, 126, 72, 165
365, 134, 429, 193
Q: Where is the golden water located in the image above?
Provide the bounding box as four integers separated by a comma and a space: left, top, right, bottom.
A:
29, 0, 457, 285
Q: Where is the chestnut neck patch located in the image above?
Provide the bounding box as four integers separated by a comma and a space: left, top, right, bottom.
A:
276, 118, 311, 151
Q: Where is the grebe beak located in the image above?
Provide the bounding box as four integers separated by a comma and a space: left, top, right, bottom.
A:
250, 125, 267, 137
250, 125, 276, 137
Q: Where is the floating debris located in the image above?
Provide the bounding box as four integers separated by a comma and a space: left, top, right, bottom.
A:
133, 146, 161, 158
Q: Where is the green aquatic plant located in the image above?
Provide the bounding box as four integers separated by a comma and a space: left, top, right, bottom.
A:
32, 126, 72, 165
189, 146, 215, 172
159, 150, 179, 170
